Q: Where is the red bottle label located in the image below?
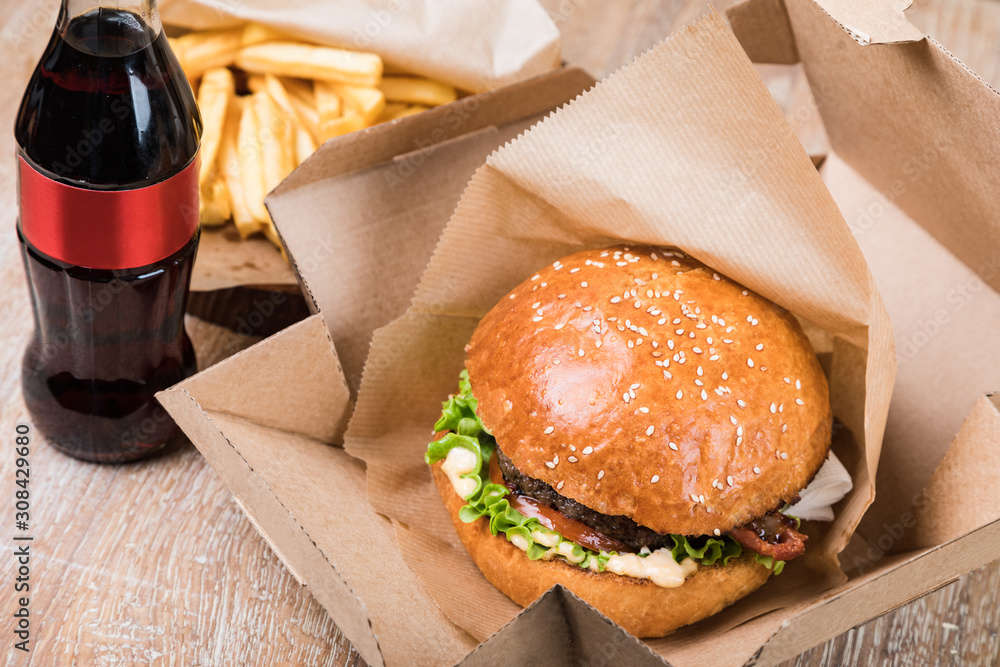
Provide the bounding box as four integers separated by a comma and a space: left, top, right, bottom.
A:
18, 156, 199, 270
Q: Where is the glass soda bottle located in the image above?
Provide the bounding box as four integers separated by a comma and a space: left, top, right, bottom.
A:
15, 0, 202, 462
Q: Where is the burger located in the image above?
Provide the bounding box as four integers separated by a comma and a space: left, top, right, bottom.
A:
425, 245, 836, 637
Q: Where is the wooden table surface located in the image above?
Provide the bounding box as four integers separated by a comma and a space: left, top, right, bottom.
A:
2, 1, 998, 665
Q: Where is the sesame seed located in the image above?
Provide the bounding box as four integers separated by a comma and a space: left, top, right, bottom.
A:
796, 398, 805, 405
693, 347, 703, 354
667, 340, 675, 350
623, 393, 631, 403
779, 403, 784, 413
737, 426, 744, 436
557, 481, 564, 490
595, 340, 603, 348
544, 426, 554, 434
756, 343, 764, 351
676, 329, 685, 335
727, 476, 734, 486
663, 370, 672, 379
753, 466, 761, 474
714, 528, 721, 536
532, 316, 543, 322
782, 424, 788, 432
701, 390, 708, 400
722, 372, 728, 380
646, 425, 655, 436
568, 456, 578, 463
545, 462, 555, 469
627, 340, 634, 349
723, 339, 733, 344
570, 445, 576, 451
578, 349, 585, 357
694, 379, 704, 386
699, 494, 706, 503
714, 273, 721, 281
742, 290, 748, 296
629, 389, 636, 399
784, 377, 791, 383
669, 442, 679, 451
676, 390, 683, 399
617, 261, 628, 267
598, 470, 605, 480
639, 407, 649, 413
781, 452, 788, 460
747, 358, 754, 368
697, 366, 704, 376
558, 294, 567, 299
553, 455, 559, 464
736, 436, 743, 446
531, 275, 540, 281
796, 379, 802, 390
610, 296, 621, 303
730, 416, 738, 425
770, 403, 777, 414
710, 355, 720, 361
554, 323, 564, 330
658, 318, 667, 325
583, 446, 593, 455
651, 475, 660, 483
532, 301, 541, 309
570, 268, 581, 274
553, 360, 560, 365
738, 399, 746, 408
691, 493, 700, 503
509, 294, 516, 299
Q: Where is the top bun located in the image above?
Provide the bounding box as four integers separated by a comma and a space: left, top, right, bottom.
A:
466, 246, 831, 536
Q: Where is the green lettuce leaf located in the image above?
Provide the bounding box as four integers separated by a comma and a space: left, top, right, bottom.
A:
427, 369, 787, 576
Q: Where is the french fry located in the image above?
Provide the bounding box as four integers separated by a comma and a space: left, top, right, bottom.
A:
237, 96, 269, 224
246, 74, 267, 94
175, 28, 243, 80
220, 97, 260, 238
318, 111, 365, 143
236, 42, 383, 87
313, 81, 343, 124
295, 125, 318, 165
289, 95, 321, 142
241, 23, 297, 48
382, 104, 429, 122
253, 91, 296, 194
196, 68, 235, 188
264, 75, 297, 120
200, 170, 232, 227
331, 84, 385, 125
279, 77, 316, 108
379, 76, 457, 107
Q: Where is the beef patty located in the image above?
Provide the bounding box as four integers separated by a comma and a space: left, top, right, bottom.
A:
495, 444, 673, 552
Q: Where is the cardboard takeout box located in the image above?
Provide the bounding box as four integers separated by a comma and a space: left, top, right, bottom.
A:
159, 2, 1000, 665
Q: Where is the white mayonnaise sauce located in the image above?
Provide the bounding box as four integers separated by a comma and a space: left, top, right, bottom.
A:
442, 447, 479, 499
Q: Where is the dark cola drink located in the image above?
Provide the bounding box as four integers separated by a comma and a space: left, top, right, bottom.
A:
15, 0, 202, 462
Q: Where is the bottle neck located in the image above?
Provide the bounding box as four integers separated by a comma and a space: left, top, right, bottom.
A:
59, 0, 161, 35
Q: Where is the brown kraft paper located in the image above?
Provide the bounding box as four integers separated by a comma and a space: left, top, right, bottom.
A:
344, 8, 895, 647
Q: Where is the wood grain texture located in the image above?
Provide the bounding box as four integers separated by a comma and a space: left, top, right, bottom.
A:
0, 0, 997, 665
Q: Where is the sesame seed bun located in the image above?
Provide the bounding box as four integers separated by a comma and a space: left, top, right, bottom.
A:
466, 246, 832, 536
432, 463, 772, 637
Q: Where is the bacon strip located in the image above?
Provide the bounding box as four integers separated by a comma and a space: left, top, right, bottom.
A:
727, 511, 808, 561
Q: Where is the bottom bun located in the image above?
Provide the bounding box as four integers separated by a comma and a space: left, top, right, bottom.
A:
432, 463, 772, 638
